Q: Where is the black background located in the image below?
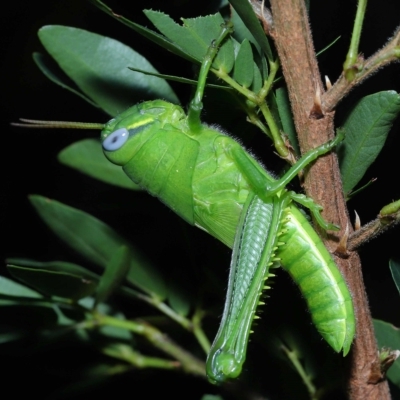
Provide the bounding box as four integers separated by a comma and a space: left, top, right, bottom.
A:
2, 1, 400, 399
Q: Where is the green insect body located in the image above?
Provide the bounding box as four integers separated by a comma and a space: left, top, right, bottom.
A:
279, 205, 355, 355
101, 100, 355, 383
26, 24, 354, 384
101, 100, 251, 248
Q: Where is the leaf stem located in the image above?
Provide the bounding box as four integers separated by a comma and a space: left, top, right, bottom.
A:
120, 287, 191, 330
119, 286, 211, 353
258, 58, 280, 101
343, 0, 368, 81
258, 101, 288, 157
323, 28, 400, 112
192, 308, 211, 354
102, 344, 180, 370
213, 58, 288, 157
280, 343, 318, 400
93, 313, 206, 376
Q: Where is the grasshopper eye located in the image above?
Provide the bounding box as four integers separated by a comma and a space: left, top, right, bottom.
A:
103, 128, 129, 151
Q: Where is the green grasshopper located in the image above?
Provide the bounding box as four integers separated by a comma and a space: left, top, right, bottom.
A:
100, 25, 355, 383
17, 23, 355, 384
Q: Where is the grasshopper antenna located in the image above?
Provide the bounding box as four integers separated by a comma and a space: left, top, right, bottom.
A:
11, 119, 104, 130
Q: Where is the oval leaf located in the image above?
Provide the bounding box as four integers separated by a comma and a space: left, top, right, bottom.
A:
251, 61, 262, 93
0, 332, 26, 344
229, 0, 273, 60
92, 0, 199, 64
94, 246, 131, 307
29, 195, 167, 299
389, 259, 400, 296
7, 264, 98, 300
233, 39, 254, 88
38, 26, 179, 116
144, 10, 234, 72
167, 267, 192, 317
33, 52, 99, 108
58, 139, 141, 190
339, 91, 400, 194
231, 7, 260, 55
6, 258, 100, 280
0, 276, 42, 299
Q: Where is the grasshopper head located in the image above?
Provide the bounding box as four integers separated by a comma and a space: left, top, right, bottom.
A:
101, 100, 185, 166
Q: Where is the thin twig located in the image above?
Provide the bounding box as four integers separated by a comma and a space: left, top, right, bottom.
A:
322, 27, 400, 112
348, 207, 400, 251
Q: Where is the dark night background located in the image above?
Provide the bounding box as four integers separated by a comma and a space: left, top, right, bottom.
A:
2, 1, 400, 399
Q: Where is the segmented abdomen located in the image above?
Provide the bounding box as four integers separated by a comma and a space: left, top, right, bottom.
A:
278, 205, 355, 355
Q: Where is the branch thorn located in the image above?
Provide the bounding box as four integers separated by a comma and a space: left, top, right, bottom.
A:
354, 210, 361, 230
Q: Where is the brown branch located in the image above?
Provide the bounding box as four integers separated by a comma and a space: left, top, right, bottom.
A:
268, 0, 391, 398
322, 27, 400, 112
348, 209, 400, 251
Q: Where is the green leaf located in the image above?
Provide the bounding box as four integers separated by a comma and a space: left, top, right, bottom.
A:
201, 396, 224, 400
143, 11, 192, 53
0, 332, 26, 344
7, 264, 98, 300
38, 25, 179, 116
229, 0, 273, 61
339, 91, 400, 194
6, 259, 100, 280
181, 14, 235, 73
167, 267, 192, 317
231, 7, 260, 53
4, 260, 99, 302
53, 304, 85, 326
373, 319, 400, 387
0, 276, 42, 299
144, 10, 235, 72
251, 61, 262, 93
29, 195, 167, 299
94, 246, 131, 307
230, 14, 267, 86
275, 87, 300, 155
98, 325, 133, 341
94, 303, 133, 340
91, 0, 199, 64
58, 139, 141, 190
389, 259, 400, 296
33, 52, 99, 108
233, 39, 254, 88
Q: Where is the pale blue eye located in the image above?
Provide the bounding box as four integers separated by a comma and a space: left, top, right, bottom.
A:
102, 128, 129, 151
